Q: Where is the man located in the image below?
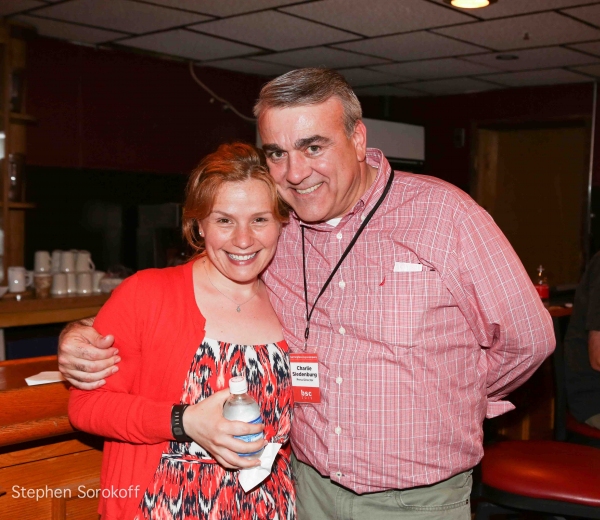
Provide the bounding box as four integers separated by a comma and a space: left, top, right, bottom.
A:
58, 68, 554, 519
564, 251, 600, 431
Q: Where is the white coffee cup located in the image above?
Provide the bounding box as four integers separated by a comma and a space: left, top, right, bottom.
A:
66, 272, 77, 294
60, 251, 76, 273
77, 272, 93, 295
51, 273, 68, 295
92, 270, 105, 293
8, 266, 33, 293
51, 250, 62, 273
34, 250, 52, 273
75, 250, 95, 273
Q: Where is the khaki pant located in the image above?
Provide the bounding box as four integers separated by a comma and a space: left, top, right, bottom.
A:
293, 456, 472, 520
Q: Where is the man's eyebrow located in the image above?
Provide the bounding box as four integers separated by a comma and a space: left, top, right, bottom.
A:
295, 135, 331, 149
262, 143, 283, 153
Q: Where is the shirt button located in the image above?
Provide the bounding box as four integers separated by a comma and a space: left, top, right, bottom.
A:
336, 377, 343, 384
339, 326, 346, 335
360, 214, 366, 221
335, 471, 343, 478
338, 280, 346, 289
335, 427, 342, 435
336, 232, 343, 240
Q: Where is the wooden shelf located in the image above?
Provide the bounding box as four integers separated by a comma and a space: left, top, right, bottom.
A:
0, 112, 37, 124
0, 202, 36, 209
0, 293, 110, 328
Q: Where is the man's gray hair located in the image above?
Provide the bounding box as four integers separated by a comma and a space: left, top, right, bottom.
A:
254, 68, 362, 137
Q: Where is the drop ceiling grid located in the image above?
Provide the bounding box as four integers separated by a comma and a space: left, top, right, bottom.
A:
5, 0, 600, 96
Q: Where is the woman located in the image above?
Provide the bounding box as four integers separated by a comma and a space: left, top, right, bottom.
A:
68, 143, 294, 520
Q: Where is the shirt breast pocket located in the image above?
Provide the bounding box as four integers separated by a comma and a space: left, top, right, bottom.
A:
366, 267, 453, 349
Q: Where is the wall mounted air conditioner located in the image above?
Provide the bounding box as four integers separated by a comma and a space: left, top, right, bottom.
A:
363, 118, 425, 173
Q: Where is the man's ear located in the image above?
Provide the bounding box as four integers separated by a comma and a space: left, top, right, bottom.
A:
352, 120, 368, 162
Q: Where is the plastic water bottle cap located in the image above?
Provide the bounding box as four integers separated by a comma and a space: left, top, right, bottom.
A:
229, 376, 248, 394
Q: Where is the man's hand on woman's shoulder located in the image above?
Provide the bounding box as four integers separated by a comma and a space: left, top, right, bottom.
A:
58, 317, 120, 390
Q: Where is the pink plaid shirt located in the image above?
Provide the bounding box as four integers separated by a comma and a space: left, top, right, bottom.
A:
263, 149, 554, 493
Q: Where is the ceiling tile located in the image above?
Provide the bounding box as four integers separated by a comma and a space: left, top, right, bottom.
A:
481, 68, 592, 86
434, 12, 600, 51
33, 0, 210, 34
398, 77, 499, 95
354, 85, 428, 97
570, 63, 600, 76
13, 14, 127, 42
136, 0, 305, 17
369, 58, 498, 79
430, 0, 599, 20
120, 29, 259, 61
562, 4, 600, 27
0, 0, 44, 16
334, 31, 485, 61
570, 62, 600, 75
281, 0, 474, 37
463, 46, 600, 71
252, 47, 389, 68
190, 11, 357, 51
340, 68, 407, 86
568, 40, 600, 56
203, 58, 293, 76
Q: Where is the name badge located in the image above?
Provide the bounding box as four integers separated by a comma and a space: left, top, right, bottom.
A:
289, 352, 320, 404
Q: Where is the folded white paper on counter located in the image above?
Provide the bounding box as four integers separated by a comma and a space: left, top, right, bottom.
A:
238, 443, 282, 492
25, 371, 65, 386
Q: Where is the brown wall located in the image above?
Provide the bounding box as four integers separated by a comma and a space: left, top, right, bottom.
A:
25, 37, 265, 175
361, 82, 597, 190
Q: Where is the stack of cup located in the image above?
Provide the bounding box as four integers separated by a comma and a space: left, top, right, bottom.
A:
49, 250, 104, 296
33, 251, 53, 298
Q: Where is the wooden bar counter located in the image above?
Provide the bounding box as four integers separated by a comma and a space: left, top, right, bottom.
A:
0, 356, 103, 519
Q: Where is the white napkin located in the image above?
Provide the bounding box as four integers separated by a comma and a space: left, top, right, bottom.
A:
25, 371, 65, 386
238, 443, 282, 492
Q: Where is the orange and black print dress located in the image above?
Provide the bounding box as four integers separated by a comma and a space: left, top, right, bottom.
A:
135, 337, 295, 520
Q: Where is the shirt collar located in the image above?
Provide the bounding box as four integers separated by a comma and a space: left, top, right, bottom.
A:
292, 148, 391, 231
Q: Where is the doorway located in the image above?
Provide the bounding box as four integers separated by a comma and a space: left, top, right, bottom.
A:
474, 122, 590, 286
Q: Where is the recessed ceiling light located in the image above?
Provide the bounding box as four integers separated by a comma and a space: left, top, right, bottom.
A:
443, 0, 498, 8
496, 54, 519, 61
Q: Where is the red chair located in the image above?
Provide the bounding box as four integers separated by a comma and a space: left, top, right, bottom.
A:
475, 313, 600, 519
475, 440, 600, 519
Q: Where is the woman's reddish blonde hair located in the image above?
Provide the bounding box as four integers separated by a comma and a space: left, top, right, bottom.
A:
182, 142, 289, 255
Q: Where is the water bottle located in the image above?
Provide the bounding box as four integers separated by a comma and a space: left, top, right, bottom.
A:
222, 375, 264, 458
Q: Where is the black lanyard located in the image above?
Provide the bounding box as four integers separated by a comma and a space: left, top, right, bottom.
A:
301, 169, 395, 348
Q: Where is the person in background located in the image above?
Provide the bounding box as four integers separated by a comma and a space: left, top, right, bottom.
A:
68, 143, 295, 520
61, 68, 554, 520
564, 250, 600, 431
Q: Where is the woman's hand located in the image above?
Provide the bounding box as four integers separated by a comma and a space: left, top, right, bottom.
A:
182, 389, 265, 469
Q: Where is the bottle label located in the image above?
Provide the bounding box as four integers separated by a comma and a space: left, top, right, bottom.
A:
535, 284, 549, 299
235, 416, 264, 457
